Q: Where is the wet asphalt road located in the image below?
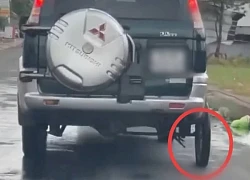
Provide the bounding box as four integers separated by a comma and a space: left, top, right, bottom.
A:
0, 47, 250, 180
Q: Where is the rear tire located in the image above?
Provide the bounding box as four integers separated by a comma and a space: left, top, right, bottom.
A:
156, 128, 173, 143
19, 32, 24, 38
18, 99, 48, 158
22, 125, 48, 159
195, 112, 211, 167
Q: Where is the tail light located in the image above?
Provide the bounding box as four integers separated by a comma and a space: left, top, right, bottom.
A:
27, 0, 44, 25
188, 0, 205, 35
189, 0, 206, 73
169, 103, 185, 109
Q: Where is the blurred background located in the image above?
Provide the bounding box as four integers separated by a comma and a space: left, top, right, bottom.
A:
0, 0, 250, 57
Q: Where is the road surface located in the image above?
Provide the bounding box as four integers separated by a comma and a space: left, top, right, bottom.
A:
0, 47, 250, 180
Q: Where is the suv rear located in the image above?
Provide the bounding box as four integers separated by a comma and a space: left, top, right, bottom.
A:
18, 0, 209, 166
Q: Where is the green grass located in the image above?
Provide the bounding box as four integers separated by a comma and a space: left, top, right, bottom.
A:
207, 64, 250, 97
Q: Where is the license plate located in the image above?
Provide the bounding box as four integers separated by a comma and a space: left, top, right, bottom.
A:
149, 49, 186, 74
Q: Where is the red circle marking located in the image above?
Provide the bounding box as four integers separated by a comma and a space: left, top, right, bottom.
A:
168, 107, 233, 180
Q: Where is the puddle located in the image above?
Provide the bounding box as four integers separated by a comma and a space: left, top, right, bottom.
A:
213, 118, 250, 146
231, 127, 250, 146
233, 133, 250, 146
0, 79, 17, 109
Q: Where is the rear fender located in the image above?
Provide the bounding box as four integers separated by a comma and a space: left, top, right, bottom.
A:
18, 56, 38, 114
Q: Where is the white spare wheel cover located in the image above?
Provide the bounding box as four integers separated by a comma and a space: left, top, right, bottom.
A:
46, 8, 130, 92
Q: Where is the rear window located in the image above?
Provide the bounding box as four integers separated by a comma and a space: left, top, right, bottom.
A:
40, 0, 187, 26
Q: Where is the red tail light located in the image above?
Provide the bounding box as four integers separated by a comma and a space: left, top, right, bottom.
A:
35, 0, 44, 7
27, 0, 44, 25
169, 103, 185, 109
188, 0, 205, 34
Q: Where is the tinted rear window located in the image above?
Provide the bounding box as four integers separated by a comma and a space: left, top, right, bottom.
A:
40, 0, 187, 26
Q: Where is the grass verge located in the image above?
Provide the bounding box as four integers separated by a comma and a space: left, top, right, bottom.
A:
207, 64, 250, 97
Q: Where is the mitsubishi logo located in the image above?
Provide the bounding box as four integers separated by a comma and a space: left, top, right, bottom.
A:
89, 23, 106, 41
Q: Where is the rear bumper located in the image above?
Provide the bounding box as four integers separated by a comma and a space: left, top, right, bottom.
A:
25, 92, 205, 113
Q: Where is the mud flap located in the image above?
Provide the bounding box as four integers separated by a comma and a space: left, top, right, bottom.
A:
178, 124, 196, 137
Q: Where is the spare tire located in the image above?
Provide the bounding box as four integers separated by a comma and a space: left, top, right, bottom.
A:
46, 8, 130, 92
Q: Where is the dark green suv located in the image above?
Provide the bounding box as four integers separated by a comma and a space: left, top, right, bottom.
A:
18, 0, 210, 167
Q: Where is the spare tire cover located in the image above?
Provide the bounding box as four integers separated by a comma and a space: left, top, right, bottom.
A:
46, 8, 130, 92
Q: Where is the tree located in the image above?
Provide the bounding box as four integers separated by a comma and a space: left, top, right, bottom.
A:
199, 0, 249, 58
0, 16, 8, 31
10, 0, 33, 17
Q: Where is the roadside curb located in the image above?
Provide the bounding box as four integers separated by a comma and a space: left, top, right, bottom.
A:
206, 85, 250, 120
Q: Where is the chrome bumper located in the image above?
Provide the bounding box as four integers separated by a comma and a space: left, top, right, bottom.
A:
24, 82, 207, 113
